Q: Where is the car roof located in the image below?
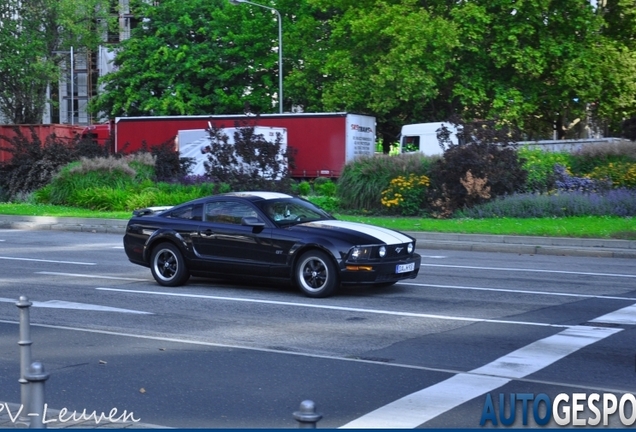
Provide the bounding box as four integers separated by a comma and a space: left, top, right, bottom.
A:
222, 191, 293, 201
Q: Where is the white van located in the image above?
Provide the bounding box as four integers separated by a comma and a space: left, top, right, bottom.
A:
399, 122, 462, 155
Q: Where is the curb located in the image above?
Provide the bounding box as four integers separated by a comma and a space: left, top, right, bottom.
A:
408, 232, 636, 259
0, 215, 127, 234
1, 215, 634, 259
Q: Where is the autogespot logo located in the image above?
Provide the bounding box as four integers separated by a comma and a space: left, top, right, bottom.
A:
480, 393, 636, 427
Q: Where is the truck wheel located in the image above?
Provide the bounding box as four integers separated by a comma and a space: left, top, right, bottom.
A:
150, 242, 190, 287
295, 250, 338, 298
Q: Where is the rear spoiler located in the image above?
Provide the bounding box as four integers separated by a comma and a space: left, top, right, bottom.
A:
132, 206, 173, 217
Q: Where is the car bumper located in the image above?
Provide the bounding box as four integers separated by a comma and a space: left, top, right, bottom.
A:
339, 253, 421, 284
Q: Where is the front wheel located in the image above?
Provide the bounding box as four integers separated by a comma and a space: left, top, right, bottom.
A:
150, 242, 190, 287
294, 250, 339, 298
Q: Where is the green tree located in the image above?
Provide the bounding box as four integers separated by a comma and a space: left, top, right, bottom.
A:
92, 0, 295, 117
310, 0, 636, 142
312, 0, 460, 150
0, 0, 113, 124
449, 0, 636, 139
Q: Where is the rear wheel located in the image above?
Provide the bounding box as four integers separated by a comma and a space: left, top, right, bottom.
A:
150, 242, 190, 286
294, 250, 338, 298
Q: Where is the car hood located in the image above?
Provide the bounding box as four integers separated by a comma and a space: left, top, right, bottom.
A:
292, 220, 413, 245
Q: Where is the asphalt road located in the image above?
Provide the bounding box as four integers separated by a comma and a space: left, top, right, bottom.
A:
0, 229, 635, 428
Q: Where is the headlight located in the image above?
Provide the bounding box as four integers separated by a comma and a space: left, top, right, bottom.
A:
407, 243, 413, 253
350, 247, 371, 260
378, 246, 386, 258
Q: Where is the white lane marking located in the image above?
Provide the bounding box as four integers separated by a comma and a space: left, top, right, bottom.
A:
96, 287, 572, 328
340, 324, 622, 428
0, 256, 96, 265
402, 282, 636, 301
591, 303, 636, 325
112, 246, 124, 249
419, 255, 447, 259
420, 263, 636, 278
0, 297, 151, 314
37, 271, 147, 281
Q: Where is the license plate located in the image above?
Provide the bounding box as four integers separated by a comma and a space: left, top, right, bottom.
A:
396, 262, 415, 273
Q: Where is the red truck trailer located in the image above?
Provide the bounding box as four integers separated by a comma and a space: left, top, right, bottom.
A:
81, 113, 376, 178
0, 124, 85, 163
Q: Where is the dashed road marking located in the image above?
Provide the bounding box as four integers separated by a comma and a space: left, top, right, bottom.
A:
0, 256, 95, 265
0, 297, 151, 314
420, 263, 636, 278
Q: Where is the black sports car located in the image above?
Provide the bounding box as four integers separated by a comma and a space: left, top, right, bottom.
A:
123, 191, 421, 297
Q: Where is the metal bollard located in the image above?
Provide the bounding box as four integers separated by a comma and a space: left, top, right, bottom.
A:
24, 362, 49, 429
16, 296, 33, 422
293, 400, 322, 429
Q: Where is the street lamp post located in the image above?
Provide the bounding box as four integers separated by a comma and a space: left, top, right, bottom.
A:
229, 0, 283, 114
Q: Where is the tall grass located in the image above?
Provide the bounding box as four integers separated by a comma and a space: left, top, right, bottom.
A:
337, 153, 437, 210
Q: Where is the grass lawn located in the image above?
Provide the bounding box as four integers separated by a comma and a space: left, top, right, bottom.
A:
0, 203, 634, 239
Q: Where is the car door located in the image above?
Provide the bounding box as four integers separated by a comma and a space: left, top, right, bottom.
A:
192, 199, 273, 276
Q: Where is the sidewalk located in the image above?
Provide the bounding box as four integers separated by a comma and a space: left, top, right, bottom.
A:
0, 402, 169, 429
1, 215, 635, 259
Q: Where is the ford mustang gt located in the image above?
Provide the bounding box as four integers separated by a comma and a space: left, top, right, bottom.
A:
123, 191, 421, 297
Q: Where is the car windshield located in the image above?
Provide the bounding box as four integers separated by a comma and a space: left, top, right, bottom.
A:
258, 198, 333, 227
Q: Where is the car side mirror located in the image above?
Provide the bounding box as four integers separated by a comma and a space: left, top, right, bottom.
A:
241, 217, 265, 230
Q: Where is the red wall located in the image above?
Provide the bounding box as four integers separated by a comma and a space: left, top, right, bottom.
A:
0, 124, 85, 163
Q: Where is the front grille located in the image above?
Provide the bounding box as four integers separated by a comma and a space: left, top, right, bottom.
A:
382, 243, 412, 259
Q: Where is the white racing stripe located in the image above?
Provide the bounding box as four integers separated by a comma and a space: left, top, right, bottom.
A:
305, 220, 412, 245
340, 324, 623, 428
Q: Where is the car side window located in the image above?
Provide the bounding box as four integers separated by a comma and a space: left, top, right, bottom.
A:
167, 204, 202, 221
205, 201, 258, 225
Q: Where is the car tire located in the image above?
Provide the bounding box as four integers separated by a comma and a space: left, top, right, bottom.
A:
150, 242, 190, 287
295, 250, 339, 298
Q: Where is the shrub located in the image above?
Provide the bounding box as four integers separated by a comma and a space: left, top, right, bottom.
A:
553, 164, 609, 192
0, 128, 75, 201
380, 174, 430, 216
203, 126, 294, 193
146, 140, 187, 182
337, 153, 435, 211
297, 181, 311, 196
428, 119, 527, 218
0, 127, 111, 202
36, 157, 140, 206
455, 189, 636, 218
314, 178, 337, 197
570, 141, 636, 175
588, 162, 636, 189
306, 195, 340, 213
517, 146, 572, 192
70, 187, 131, 211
